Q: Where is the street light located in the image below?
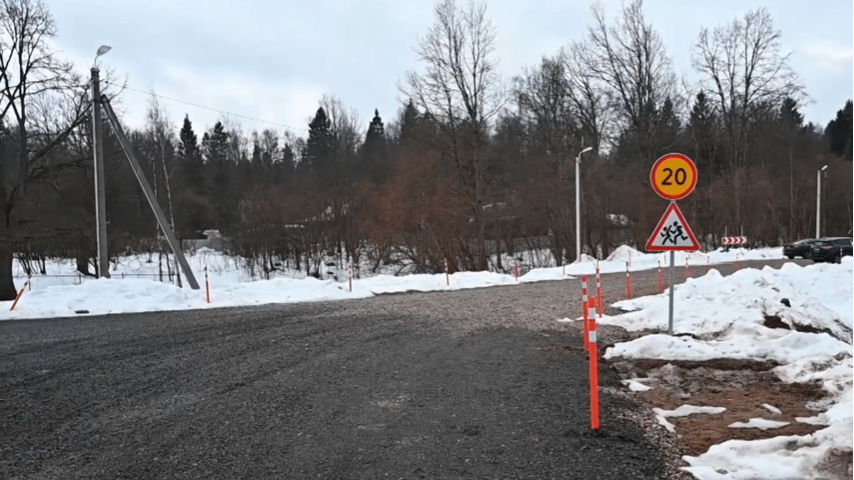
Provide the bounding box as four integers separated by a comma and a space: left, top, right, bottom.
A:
93, 45, 111, 67
816, 165, 828, 238
575, 146, 593, 262
92, 46, 111, 277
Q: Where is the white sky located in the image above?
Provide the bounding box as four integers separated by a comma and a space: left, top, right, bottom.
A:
49, 0, 853, 137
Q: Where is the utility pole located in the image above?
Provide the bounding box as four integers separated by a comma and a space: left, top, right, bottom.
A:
91, 67, 110, 278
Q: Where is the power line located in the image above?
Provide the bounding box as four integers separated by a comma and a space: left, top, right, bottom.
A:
104, 81, 309, 132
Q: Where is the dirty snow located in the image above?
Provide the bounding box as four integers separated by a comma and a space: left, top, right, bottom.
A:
727, 418, 790, 430
598, 257, 853, 480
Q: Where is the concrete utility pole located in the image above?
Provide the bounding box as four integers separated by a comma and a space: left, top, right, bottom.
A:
91, 66, 110, 278
100, 96, 200, 289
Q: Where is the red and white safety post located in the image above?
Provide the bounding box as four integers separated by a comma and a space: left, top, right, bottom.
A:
684, 258, 690, 281
734, 252, 740, 271
444, 258, 449, 287
348, 260, 354, 292
657, 261, 663, 294
595, 262, 603, 318
9, 280, 30, 311
586, 295, 600, 430
625, 261, 632, 299
512, 259, 518, 282
204, 265, 211, 304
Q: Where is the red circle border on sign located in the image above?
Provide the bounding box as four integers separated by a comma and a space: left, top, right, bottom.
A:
650, 153, 698, 201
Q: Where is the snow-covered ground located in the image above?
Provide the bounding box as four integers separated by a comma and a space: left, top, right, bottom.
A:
591, 257, 853, 480
2, 245, 780, 320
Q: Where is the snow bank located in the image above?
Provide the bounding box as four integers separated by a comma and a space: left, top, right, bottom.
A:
599, 258, 853, 480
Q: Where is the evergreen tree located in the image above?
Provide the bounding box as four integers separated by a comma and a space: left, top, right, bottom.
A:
202, 121, 229, 165
306, 107, 333, 174
362, 109, 389, 183
778, 97, 804, 131
201, 121, 232, 232
655, 97, 681, 155
826, 100, 852, 159
177, 115, 205, 191
688, 92, 718, 181
398, 100, 420, 147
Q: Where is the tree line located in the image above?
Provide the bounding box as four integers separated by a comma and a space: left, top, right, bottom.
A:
1, 0, 852, 299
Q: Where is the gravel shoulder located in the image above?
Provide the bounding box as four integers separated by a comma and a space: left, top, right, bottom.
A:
1, 258, 804, 479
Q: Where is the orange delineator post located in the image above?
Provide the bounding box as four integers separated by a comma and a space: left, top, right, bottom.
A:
204, 265, 211, 304
684, 258, 690, 281
512, 260, 518, 282
587, 297, 600, 430
9, 281, 29, 311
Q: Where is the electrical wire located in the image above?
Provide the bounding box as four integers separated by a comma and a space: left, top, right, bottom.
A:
103, 80, 309, 132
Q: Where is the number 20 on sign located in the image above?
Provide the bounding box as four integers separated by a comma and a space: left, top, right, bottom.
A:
650, 153, 697, 201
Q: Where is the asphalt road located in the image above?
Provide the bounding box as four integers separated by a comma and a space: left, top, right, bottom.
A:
1, 257, 806, 479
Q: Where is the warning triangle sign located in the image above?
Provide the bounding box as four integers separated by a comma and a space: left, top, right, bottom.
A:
645, 203, 700, 251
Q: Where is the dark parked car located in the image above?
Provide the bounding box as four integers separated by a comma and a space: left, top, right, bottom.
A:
810, 237, 853, 263
782, 238, 818, 259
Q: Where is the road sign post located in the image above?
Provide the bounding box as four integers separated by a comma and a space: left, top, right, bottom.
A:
646, 154, 699, 335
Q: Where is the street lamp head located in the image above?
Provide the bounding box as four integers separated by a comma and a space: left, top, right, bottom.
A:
93, 45, 112, 69
581, 146, 593, 154
821, 165, 829, 171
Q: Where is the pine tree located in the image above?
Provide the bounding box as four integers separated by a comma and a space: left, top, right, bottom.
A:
178, 115, 205, 191
362, 109, 389, 183
398, 100, 420, 147
202, 121, 229, 165
306, 107, 333, 174
778, 97, 804, 131
688, 92, 718, 181
826, 100, 852, 159
655, 97, 681, 154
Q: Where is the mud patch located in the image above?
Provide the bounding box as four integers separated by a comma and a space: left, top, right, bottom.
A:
625, 363, 826, 456
610, 357, 780, 375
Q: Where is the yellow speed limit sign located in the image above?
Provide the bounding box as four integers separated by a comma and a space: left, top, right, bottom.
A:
650, 153, 697, 201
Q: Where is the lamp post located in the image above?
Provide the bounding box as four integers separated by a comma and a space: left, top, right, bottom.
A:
92, 45, 111, 278
575, 146, 593, 262
816, 164, 828, 238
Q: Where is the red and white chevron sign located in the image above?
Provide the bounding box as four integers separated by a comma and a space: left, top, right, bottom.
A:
721, 236, 747, 245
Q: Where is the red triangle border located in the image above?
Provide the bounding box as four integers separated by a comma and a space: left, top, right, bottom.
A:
645, 203, 700, 251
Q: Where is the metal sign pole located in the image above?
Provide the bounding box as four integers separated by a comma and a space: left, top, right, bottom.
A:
668, 250, 675, 335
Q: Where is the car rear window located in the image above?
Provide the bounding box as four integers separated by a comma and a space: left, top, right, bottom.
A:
833, 239, 851, 246
814, 241, 831, 246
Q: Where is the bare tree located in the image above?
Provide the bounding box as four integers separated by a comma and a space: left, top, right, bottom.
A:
691, 7, 803, 226
318, 94, 362, 263
403, 0, 504, 270
561, 44, 612, 154
0, 0, 93, 299
583, 0, 676, 164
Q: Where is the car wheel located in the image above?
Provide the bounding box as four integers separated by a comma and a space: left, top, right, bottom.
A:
786, 254, 794, 259
801, 254, 811, 259
835, 253, 842, 264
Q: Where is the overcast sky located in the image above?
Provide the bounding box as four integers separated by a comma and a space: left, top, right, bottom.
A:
49, 0, 852, 138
